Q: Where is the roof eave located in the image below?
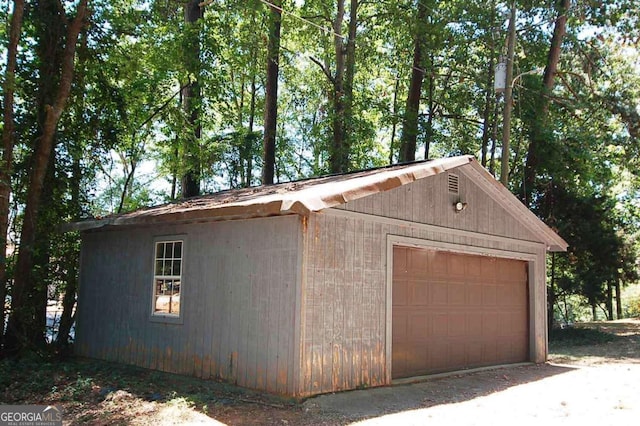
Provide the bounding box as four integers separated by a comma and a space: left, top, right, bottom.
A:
66, 156, 475, 232
465, 160, 568, 253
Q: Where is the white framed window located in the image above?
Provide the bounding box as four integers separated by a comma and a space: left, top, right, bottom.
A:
152, 239, 183, 317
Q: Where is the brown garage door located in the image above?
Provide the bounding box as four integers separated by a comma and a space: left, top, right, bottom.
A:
392, 246, 529, 379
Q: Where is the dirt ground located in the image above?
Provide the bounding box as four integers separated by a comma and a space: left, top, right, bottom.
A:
2, 319, 639, 425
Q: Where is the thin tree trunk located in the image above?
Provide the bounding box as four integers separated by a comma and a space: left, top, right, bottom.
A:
522, 0, 570, 204
399, 2, 428, 163
56, 153, 80, 348
262, 0, 281, 184
341, 0, 357, 170
4, 0, 87, 354
424, 56, 435, 159
481, 50, 495, 167
171, 137, 178, 200
238, 75, 246, 186
117, 160, 136, 214
1, 0, 25, 349
606, 282, 613, 321
548, 252, 556, 330
329, 0, 346, 173
171, 92, 182, 200
490, 93, 501, 176
389, 75, 400, 164
615, 280, 622, 319
181, 0, 202, 197
246, 73, 257, 187
481, 2, 496, 168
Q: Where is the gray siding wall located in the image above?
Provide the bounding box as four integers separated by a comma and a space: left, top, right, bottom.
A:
299, 171, 548, 396
335, 165, 539, 243
76, 215, 302, 395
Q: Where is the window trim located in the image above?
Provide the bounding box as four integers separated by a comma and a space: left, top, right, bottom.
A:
150, 235, 186, 324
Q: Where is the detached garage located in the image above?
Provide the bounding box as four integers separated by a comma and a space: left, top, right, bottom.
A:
71, 155, 567, 397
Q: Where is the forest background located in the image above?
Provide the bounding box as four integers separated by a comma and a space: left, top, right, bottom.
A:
1, 0, 640, 354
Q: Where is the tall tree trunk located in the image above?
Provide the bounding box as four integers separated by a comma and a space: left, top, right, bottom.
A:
262, 0, 281, 184
246, 73, 257, 187
341, 0, 357, 169
181, 0, 202, 198
1, 0, 25, 350
522, 0, 570, 204
615, 280, 622, 320
310, 0, 358, 173
56, 153, 80, 348
490, 94, 500, 176
399, 2, 428, 163
117, 158, 136, 214
481, 4, 496, 168
329, 0, 347, 173
424, 56, 435, 159
4, 0, 87, 354
606, 282, 613, 321
548, 252, 556, 330
389, 75, 400, 164
481, 58, 493, 168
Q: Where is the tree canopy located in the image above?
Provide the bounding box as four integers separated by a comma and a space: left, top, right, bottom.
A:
2, 0, 640, 352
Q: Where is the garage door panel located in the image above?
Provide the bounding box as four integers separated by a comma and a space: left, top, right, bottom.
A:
466, 313, 483, 335
408, 312, 430, 339
393, 246, 528, 378
482, 285, 497, 305
393, 278, 409, 306
410, 279, 430, 306
467, 285, 483, 307
409, 248, 430, 274
431, 282, 449, 305
448, 282, 467, 305
448, 254, 467, 278
480, 257, 497, 281
405, 343, 428, 372
430, 251, 449, 277
392, 312, 408, 343
432, 313, 449, 337
482, 312, 498, 336
447, 314, 466, 337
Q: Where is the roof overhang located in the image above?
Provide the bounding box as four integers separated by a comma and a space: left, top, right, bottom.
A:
65, 155, 567, 252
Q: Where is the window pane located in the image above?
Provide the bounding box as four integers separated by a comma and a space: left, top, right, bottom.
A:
153, 240, 183, 316
156, 279, 164, 295
155, 295, 170, 314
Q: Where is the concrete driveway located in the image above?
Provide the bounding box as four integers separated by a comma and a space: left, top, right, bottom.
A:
303, 363, 640, 425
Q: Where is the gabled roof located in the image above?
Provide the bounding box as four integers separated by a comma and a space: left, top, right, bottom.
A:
68, 155, 567, 251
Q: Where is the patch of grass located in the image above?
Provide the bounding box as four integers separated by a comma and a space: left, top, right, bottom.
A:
549, 326, 618, 346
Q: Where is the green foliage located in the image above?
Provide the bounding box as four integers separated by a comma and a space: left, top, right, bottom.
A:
625, 298, 640, 318
3, 0, 640, 350
548, 326, 618, 346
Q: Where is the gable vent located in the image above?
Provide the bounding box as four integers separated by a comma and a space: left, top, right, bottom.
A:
447, 173, 459, 194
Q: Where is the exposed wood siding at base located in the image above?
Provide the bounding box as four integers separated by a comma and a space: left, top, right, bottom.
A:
298, 209, 547, 396
76, 215, 302, 395
300, 213, 386, 396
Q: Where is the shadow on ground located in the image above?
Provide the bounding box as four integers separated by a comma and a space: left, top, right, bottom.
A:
304, 363, 576, 422
2, 320, 638, 425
